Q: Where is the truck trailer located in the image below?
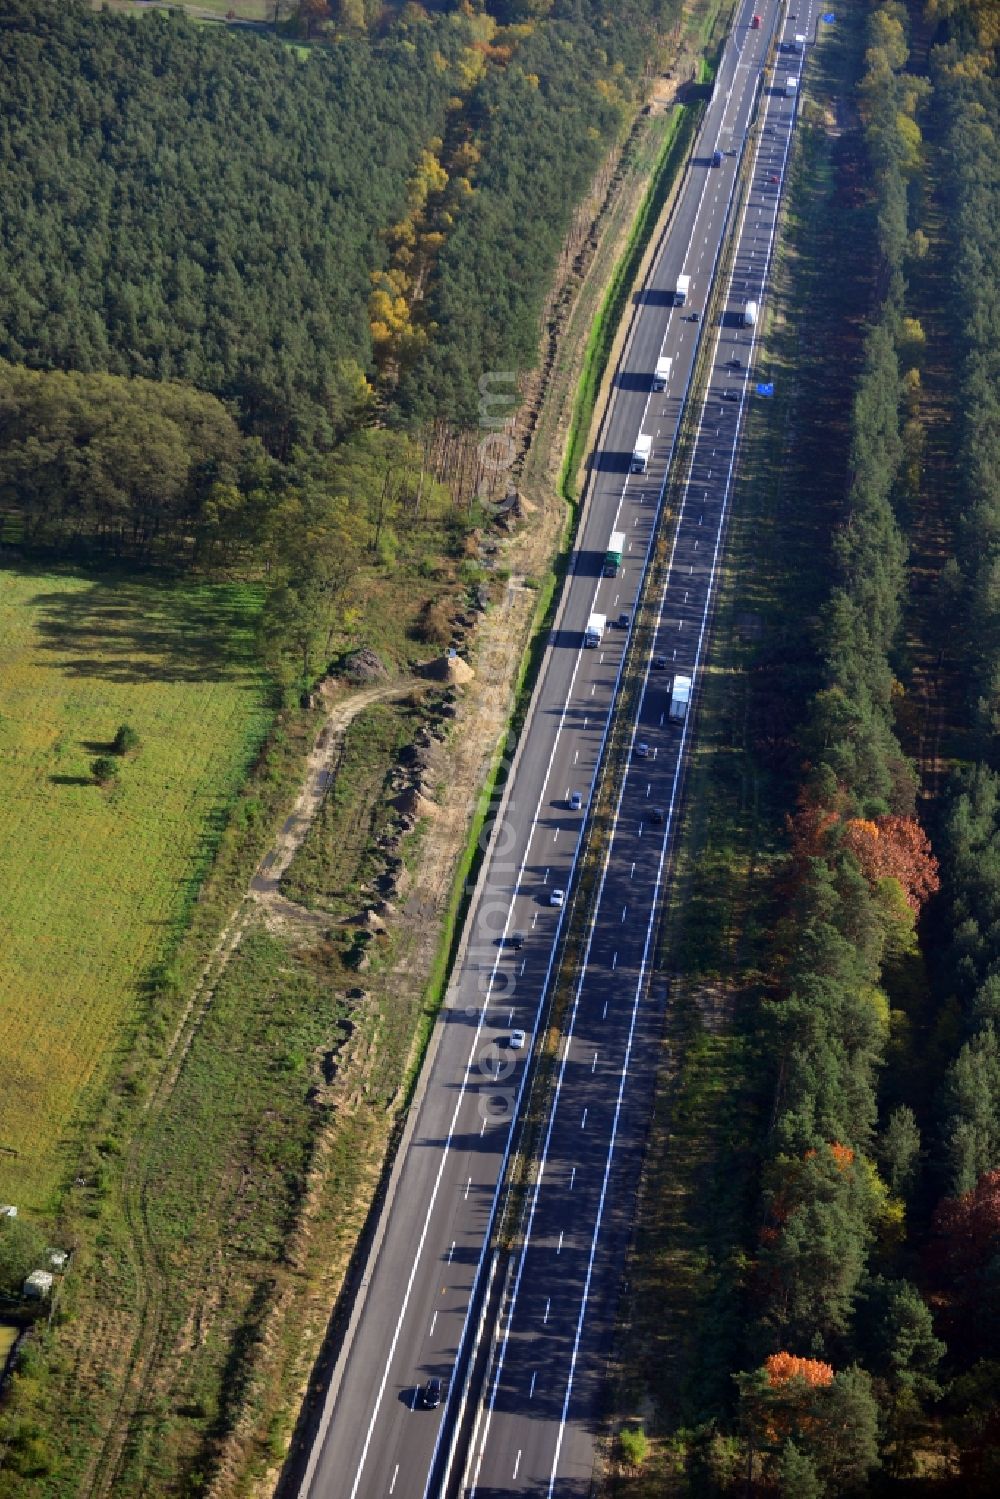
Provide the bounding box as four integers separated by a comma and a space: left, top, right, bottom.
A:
652, 354, 673, 391
604, 530, 625, 577
668, 674, 692, 722
674, 274, 691, 307
631, 433, 653, 473
585, 613, 606, 648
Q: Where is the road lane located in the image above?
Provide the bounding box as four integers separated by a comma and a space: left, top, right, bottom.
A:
299, 3, 805, 1495
465, 2, 814, 1492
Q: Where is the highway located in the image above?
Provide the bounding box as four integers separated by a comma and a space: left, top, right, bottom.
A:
300, 2, 814, 1495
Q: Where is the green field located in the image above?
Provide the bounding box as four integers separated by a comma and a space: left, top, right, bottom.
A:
0, 566, 269, 1211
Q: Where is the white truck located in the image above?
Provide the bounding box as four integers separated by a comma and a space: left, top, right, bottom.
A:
743, 300, 758, 327
785, 75, 798, 98
668, 674, 692, 722
674, 273, 691, 306
631, 432, 653, 473
792, 33, 806, 54
652, 354, 673, 391
585, 613, 605, 649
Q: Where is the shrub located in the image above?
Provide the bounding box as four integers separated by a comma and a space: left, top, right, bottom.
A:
619, 1425, 649, 1468
0, 1217, 49, 1297
112, 723, 140, 755
91, 756, 118, 787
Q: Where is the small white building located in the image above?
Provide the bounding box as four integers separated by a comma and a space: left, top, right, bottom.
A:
23, 1269, 53, 1300
0, 1205, 17, 1220
48, 1249, 69, 1272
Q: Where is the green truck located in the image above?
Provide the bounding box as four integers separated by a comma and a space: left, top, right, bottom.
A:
604, 529, 625, 577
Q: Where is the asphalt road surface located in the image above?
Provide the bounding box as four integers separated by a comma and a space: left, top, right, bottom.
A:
300, 3, 816, 1495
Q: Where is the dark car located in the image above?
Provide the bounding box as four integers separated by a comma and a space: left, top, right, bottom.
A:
421, 1377, 443, 1410
650, 807, 665, 825
711, 149, 723, 167
653, 654, 668, 669
723, 389, 740, 401
689, 310, 701, 323
510, 931, 524, 950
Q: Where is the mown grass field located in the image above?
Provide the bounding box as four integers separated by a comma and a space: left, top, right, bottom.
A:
0, 565, 269, 1212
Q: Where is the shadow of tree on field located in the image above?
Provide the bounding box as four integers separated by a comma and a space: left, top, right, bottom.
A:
28, 574, 260, 686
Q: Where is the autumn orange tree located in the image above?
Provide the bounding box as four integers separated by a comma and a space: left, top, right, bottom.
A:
842, 815, 940, 912
736, 1358, 880, 1491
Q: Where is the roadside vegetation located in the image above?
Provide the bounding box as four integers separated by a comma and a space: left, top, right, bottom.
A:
605, 0, 1000, 1493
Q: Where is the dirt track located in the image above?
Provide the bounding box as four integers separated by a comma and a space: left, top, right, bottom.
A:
81, 679, 414, 1499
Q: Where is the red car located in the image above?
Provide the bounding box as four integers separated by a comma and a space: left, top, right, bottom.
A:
751, 13, 761, 28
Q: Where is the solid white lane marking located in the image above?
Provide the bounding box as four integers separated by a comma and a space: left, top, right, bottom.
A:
430, 1311, 438, 1338
542, 53, 797, 1499
464, 56, 765, 1499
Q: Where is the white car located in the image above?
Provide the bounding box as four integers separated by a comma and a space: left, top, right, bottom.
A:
510, 1029, 526, 1050
635, 741, 650, 759
569, 790, 583, 811
550, 888, 565, 908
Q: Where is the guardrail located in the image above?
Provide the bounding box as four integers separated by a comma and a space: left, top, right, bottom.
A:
443, 45, 780, 1499
439, 23, 796, 1495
